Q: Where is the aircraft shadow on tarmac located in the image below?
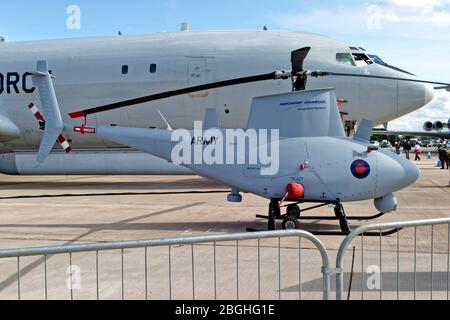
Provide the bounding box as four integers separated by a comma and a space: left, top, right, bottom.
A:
0, 220, 358, 234
0, 190, 228, 200
0, 177, 224, 191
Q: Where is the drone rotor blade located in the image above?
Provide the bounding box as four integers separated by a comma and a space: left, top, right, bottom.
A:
434, 86, 450, 91
291, 47, 311, 74
69, 72, 281, 118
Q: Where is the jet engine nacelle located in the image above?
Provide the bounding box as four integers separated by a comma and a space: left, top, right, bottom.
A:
448, 119, 450, 129
374, 193, 398, 213
433, 121, 444, 131
423, 121, 433, 131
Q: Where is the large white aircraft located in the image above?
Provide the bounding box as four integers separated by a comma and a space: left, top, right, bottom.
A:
0, 30, 439, 175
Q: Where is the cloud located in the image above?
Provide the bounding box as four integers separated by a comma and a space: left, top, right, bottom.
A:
272, 1, 450, 39
375, 0, 450, 27
272, 7, 368, 36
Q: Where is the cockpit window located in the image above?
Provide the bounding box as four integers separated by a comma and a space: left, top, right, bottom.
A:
336, 53, 355, 66
368, 54, 386, 66
352, 53, 373, 66
368, 54, 415, 76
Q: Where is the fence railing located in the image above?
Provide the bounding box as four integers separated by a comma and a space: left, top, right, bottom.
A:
0, 230, 330, 300
2, 218, 450, 300
336, 218, 450, 300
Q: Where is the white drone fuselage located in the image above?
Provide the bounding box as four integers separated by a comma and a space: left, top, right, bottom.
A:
88, 89, 420, 210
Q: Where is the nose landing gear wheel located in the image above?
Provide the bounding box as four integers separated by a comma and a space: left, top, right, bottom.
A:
286, 204, 301, 218
282, 216, 299, 230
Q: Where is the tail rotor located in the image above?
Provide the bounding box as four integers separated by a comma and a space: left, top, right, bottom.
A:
27, 102, 72, 155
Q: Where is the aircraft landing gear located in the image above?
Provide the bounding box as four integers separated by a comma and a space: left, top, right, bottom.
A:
286, 204, 301, 218
267, 199, 280, 231
251, 200, 303, 232
250, 199, 402, 236
334, 203, 350, 234
282, 204, 301, 230
282, 216, 300, 230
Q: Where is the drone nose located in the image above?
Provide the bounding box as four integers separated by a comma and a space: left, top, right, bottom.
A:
376, 152, 420, 193
402, 158, 420, 188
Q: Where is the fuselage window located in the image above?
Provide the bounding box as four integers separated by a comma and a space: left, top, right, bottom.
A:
122, 65, 129, 75
352, 53, 373, 67
336, 53, 355, 66
150, 64, 157, 73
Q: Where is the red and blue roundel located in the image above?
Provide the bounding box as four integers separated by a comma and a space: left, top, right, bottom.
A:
351, 160, 371, 179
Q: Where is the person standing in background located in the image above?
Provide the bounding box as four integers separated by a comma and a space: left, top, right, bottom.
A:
404, 140, 412, 160
438, 145, 446, 169
395, 141, 401, 156
445, 146, 450, 170
414, 143, 422, 161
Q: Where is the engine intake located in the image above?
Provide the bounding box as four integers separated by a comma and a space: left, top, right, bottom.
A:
423, 121, 433, 131
433, 121, 444, 131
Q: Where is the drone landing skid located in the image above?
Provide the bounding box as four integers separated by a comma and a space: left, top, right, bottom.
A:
247, 199, 402, 237
298, 212, 387, 221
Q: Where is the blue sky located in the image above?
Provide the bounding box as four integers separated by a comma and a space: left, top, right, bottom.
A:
1, 0, 450, 129
0, 1, 336, 39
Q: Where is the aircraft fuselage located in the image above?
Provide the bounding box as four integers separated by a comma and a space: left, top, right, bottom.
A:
0, 31, 434, 175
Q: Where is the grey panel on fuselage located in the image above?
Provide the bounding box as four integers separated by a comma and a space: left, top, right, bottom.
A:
247, 88, 345, 138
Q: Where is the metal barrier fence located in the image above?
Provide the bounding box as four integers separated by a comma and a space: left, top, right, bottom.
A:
2, 218, 450, 300
0, 230, 330, 300
336, 218, 450, 300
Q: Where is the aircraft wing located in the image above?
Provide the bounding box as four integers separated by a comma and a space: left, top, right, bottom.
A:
373, 130, 450, 139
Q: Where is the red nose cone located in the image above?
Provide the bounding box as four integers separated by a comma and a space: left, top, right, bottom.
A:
285, 183, 305, 201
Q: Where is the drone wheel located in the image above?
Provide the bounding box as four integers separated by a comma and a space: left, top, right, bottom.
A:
286, 204, 301, 219
282, 216, 299, 230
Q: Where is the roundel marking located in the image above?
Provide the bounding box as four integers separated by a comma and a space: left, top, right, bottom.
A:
351, 160, 371, 179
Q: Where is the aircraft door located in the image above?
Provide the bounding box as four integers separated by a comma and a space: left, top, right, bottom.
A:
184, 58, 214, 124
188, 59, 208, 97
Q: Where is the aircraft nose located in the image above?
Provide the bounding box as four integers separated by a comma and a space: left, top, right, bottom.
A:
425, 83, 435, 105
376, 152, 420, 194
397, 81, 435, 118
401, 158, 421, 187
